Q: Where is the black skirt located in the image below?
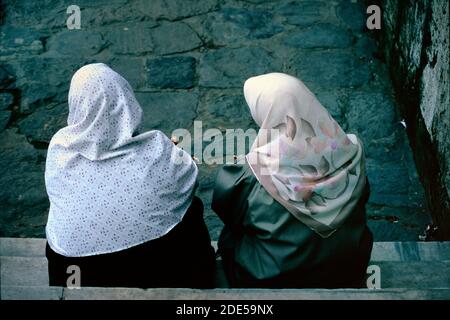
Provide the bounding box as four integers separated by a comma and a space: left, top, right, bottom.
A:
46, 196, 216, 288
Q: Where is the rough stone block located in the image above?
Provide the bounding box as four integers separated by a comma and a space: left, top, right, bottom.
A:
314, 91, 345, 126
105, 23, 155, 55
136, 92, 198, 136
12, 57, 86, 113
108, 57, 145, 90
107, 21, 202, 55
146, 56, 196, 89
47, 30, 105, 57
0, 92, 14, 110
283, 24, 352, 49
276, 1, 329, 27
17, 102, 67, 143
1, 286, 63, 300
0, 65, 15, 87
199, 47, 278, 88
346, 91, 397, 141
0, 111, 12, 131
204, 7, 283, 45
0, 237, 46, 257
0, 26, 43, 56
288, 50, 371, 88
135, 0, 218, 20
0, 129, 48, 238
336, 1, 366, 32
152, 22, 203, 55
0, 256, 49, 286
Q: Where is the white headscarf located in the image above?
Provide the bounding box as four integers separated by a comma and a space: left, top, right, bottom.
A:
245, 73, 366, 238
45, 63, 198, 257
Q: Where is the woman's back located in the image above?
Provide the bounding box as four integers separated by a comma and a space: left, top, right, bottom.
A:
213, 162, 372, 288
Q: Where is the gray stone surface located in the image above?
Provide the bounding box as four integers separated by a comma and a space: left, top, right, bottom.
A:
283, 24, 352, 49
371, 241, 450, 262
10, 57, 86, 113
0, 0, 433, 242
204, 7, 284, 45
199, 47, 278, 88
47, 30, 105, 57
0, 256, 49, 286
0, 92, 14, 110
146, 56, 196, 89
314, 91, 345, 126
1, 1, 64, 28
1, 286, 63, 300
135, 0, 218, 21
0, 26, 43, 57
80, 1, 148, 27
135, 92, 198, 136
108, 57, 146, 90
105, 23, 156, 55
0, 111, 11, 131
346, 92, 397, 142
335, 0, 367, 32
152, 22, 203, 55
0, 129, 48, 237
288, 50, 371, 89
0, 65, 15, 88
0, 237, 46, 257
275, 1, 329, 27
17, 102, 67, 144
198, 89, 254, 130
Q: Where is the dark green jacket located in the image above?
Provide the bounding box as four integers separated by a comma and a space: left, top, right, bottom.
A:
212, 163, 373, 288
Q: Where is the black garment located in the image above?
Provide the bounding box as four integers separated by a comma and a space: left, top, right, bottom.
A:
46, 196, 216, 288
213, 163, 373, 289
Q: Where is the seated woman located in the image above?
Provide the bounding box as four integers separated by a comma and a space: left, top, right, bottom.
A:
45, 63, 215, 288
212, 72, 373, 288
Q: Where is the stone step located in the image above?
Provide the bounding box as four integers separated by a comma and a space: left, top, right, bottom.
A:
2, 256, 450, 289
2, 286, 450, 300
2, 238, 450, 293
2, 238, 450, 261
0, 238, 45, 257
0, 256, 230, 288
1, 257, 49, 287
2, 286, 63, 300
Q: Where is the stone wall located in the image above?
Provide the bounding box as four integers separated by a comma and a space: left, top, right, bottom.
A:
379, 0, 450, 239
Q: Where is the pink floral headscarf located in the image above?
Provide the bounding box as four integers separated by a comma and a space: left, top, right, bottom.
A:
245, 73, 366, 237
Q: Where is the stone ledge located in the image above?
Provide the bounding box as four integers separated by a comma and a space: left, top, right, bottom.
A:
3, 238, 450, 261
3, 286, 450, 300
2, 238, 450, 290
3, 256, 449, 289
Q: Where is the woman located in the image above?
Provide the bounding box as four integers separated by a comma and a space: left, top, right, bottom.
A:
45, 63, 215, 288
212, 73, 373, 288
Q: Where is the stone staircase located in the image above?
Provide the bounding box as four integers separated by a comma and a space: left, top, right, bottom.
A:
1, 238, 450, 300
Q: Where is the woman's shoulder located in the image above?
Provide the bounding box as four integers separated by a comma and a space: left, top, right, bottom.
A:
215, 162, 257, 189
212, 162, 258, 211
